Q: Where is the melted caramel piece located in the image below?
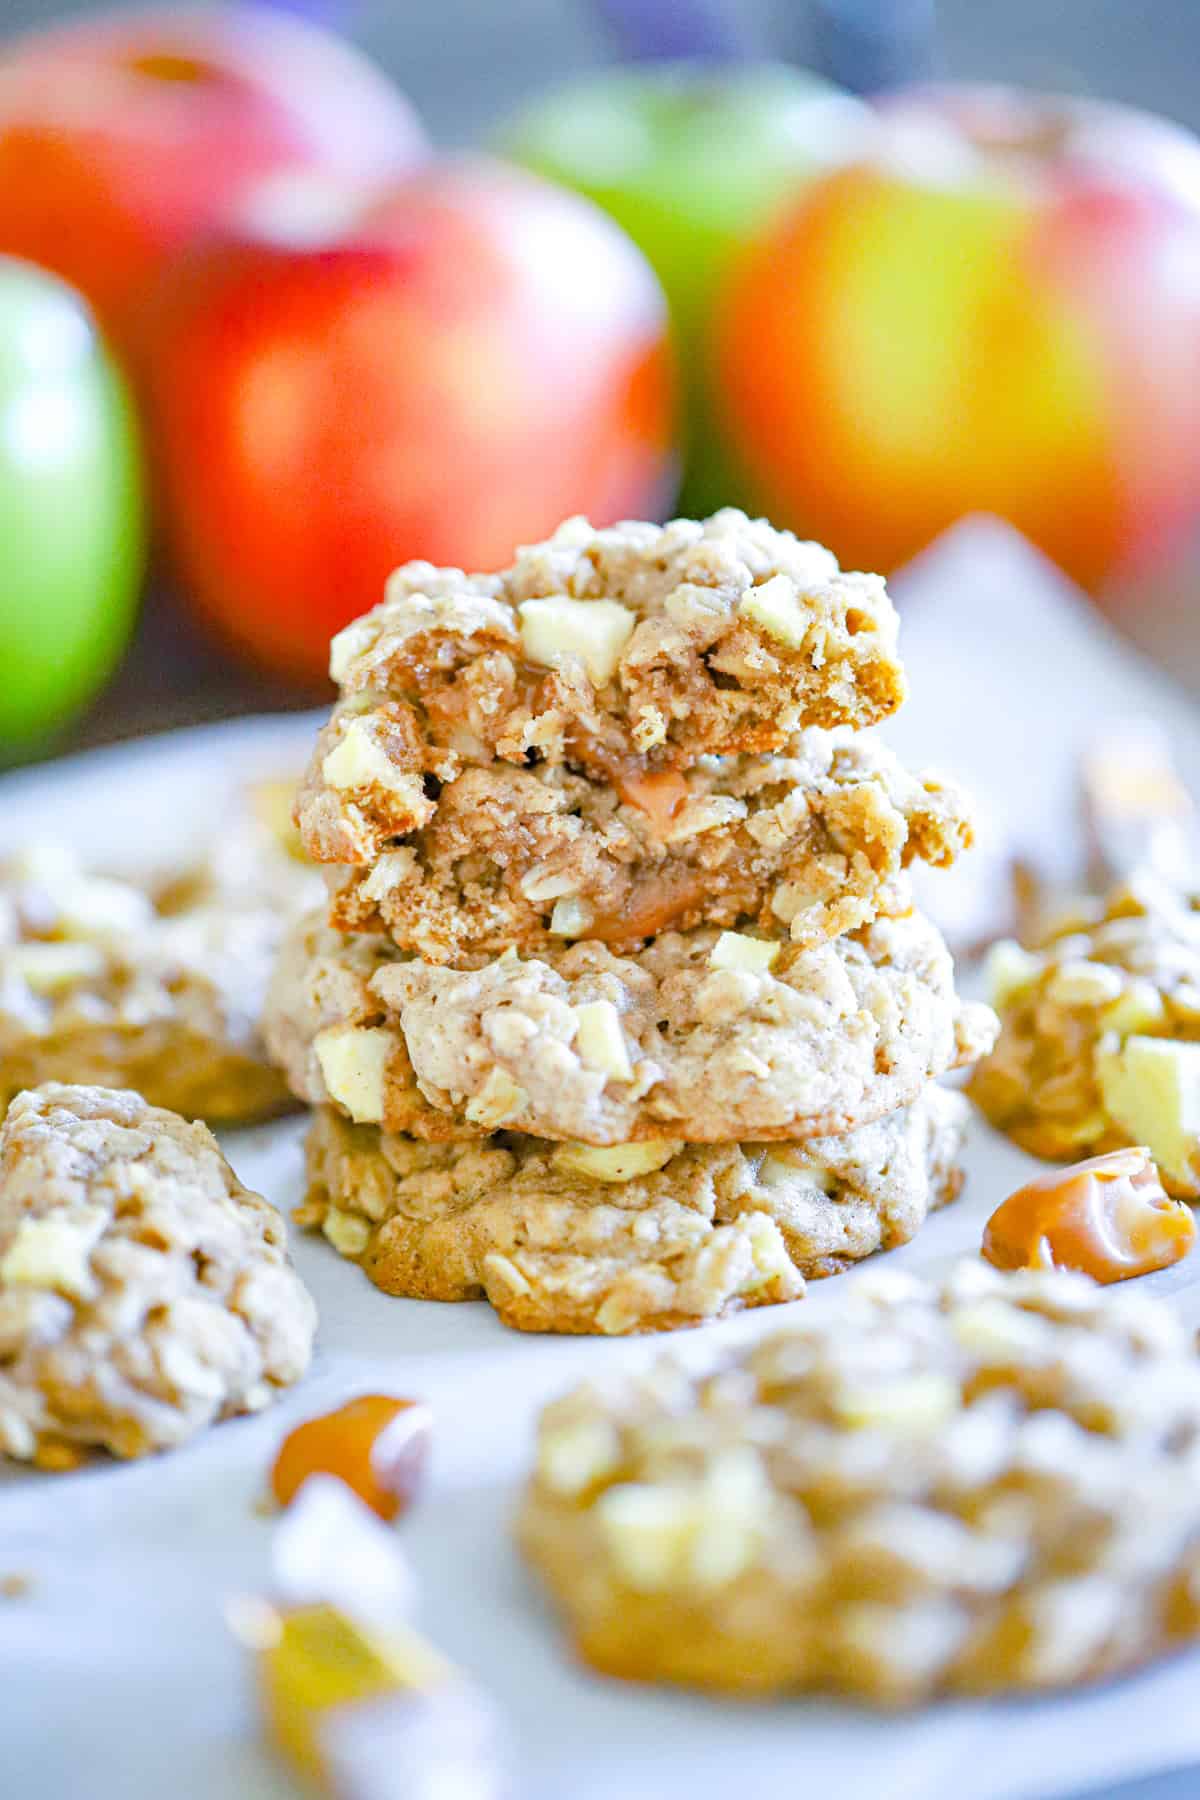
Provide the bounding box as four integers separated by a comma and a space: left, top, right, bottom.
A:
616, 769, 690, 838
586, 871, 709, 945
983, 1147, 1196, 1284
271, 1395, 432, 1521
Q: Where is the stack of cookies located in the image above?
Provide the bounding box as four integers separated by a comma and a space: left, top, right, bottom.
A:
266, 510, 998, 1334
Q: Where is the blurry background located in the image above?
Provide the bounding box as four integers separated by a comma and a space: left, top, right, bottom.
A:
9, 1, 1200, 138
2, 0, 1200, 764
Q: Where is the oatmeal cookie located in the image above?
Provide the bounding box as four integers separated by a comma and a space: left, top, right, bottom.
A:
262, 912, 482, 1142
324, 731, 971, 963
299, 1085, 967, 1334
296, 511, 906, 865
0, 840, 319, 1125
518, 1260, 1200, 1701
374, 914, 997, 1145
0, 1084, 315, 1466
969, 872, 1200, 1195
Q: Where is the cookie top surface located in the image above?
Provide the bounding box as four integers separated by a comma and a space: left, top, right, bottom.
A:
301, 1084, 967, 1335
296, 511, 906, 865
375, 912, 996, 1145
325, 730, 972, 964
970, 872, 1200, 1193
519, 1259, 1200, 1700
0, 1084, 316, 1464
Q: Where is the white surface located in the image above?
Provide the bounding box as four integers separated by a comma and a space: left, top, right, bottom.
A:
6, 522, 1200, 1800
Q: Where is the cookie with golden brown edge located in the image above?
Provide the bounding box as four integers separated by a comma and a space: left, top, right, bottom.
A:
519, 1260, 1200, 1701
970, 871, 1200, 1195
296, 510, 906, 866
300, 1085, 967, 1335
0, 835, 320, 1126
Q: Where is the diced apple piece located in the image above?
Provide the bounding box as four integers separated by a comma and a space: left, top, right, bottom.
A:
1096, 1034, 1200, 1190
0, 1208, 106, 1300
1046, 960, 1123, 1007
1103, 979, 1168, 1037
709, 930, 780, 974
737, 573, 810, 650
983, 939, 1044, 1009
553, 1139, 681, 1182
328, 619, 375, 685
572, 1000, 634, 1081
549, 896, 595, 937
833, 1372, 959, 1433
55, 876, 155, 941
5, 941, 108, 992
518, 597, 635, 687
321, 721, 422, 806
463, 1067, 528, 1128
313, 1025, 391, 1124
537, 1416, 622, 1497
321, 1207, 372, 1258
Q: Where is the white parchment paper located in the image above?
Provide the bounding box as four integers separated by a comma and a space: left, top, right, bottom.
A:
5, 519, 1200, 1800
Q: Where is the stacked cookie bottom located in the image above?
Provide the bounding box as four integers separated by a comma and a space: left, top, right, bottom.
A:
297, 1084, 970, 1335
268, 511, 998, 1335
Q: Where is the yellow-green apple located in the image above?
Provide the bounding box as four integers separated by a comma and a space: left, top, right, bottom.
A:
0, 257, 145, 751
0, 4, 427, 358
716, 86, 1200, 589
500, 61, 868, 512
144, 157, 676, 685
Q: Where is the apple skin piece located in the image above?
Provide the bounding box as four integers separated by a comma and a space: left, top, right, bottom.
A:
145, 157, 677, 685
715, 85, 1200, 591
0, 3, 428, 357
0, 258, 145, 752
500, 61, 870, 514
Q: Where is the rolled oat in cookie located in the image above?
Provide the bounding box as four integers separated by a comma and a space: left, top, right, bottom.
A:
296, 511, 906, 865
0, 836, 319, 1127
970, 870, 1200, 1194
299, 1084, 967, 1335
373, 913, 997, 1145
518, 1260, 1200, 1701
0, 1084, 316, 1467
325, 731, 972, 963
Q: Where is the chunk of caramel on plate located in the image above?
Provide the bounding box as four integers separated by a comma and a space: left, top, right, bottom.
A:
982, 1147, 1195, 1284
271, 1395, 432, 1522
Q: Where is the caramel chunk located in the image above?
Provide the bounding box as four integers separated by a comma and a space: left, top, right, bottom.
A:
271, 1395, 432, 1522
982, 1147, 1195, 1284
615, 769, 690, 837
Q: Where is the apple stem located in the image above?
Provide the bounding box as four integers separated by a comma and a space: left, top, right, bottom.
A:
588, 0, 750, 61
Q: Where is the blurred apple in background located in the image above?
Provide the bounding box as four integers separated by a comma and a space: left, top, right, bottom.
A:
0, 4, 427, 360
145, 157, 676, 684
716, 87, 1200, 591
501, 61, 869, 512
0, 257, 145, 751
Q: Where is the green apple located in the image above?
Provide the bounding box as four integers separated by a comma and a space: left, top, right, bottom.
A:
500, 62, 869, 511
0, 257, 145, 752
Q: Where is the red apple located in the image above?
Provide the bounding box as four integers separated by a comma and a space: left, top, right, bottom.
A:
0, 4, 426, 356
145, 157, 676, 683
716, 86, 1200, 590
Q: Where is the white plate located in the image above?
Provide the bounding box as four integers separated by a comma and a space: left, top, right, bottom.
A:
7, 527, 1200, 1800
